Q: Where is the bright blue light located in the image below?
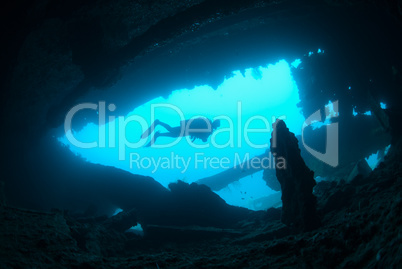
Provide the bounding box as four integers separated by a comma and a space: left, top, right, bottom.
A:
291, 59, 302, 68
352, 108, 373, 117
59, 59, 305, 210
126, 224, 144, 236
385, 144, 391, 155
365, 144, 391, 170
112, 208, 123, 216
365, 152, 379, 169
380, 102, 387, 109
310, 100, 339, 130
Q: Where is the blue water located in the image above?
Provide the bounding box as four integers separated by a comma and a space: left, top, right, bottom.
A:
365, 144, 391, 170
59, 59, 307, 210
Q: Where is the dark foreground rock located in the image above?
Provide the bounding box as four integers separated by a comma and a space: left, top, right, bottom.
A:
270, 120, 320, 232
0, 146, 401, 268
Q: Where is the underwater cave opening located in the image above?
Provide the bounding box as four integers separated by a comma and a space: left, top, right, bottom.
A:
59, 58, 321, 210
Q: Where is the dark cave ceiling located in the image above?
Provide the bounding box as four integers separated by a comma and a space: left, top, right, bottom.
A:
1, 0, 402, 144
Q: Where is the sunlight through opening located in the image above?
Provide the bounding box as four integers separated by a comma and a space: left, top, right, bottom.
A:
59, 59, 306, 210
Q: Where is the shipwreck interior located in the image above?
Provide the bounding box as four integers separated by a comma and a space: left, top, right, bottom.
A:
1, 0, 402, 268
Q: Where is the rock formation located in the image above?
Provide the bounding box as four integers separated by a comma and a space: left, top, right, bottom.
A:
270, 120, 320, 232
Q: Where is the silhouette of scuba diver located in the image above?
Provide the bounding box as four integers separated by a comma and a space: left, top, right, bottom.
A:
141, 117, 221, 147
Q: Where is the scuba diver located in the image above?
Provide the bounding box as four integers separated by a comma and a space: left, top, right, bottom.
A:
141, 117, 220, 147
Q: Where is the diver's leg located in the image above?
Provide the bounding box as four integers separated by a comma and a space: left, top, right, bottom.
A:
157, 130, 181, 138
144, 129, 181, 147
157, 122, 183, 138
141, 119, 161, 139
145, 131, 160, 147
157, 121, 175, 132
